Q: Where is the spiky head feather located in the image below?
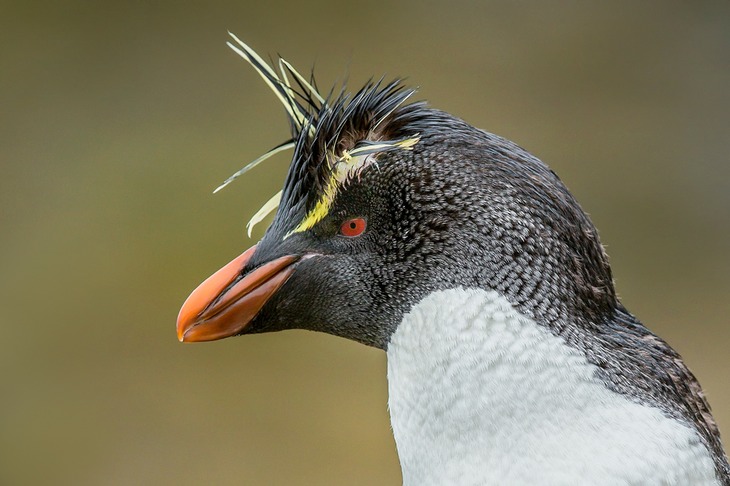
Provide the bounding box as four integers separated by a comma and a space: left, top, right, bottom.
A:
220, 34, 425, 237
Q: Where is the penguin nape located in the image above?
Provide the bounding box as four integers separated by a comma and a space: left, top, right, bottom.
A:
177, 34, 730, 485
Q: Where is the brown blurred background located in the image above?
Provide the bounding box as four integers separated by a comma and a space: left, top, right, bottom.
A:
2, 1, 729, 484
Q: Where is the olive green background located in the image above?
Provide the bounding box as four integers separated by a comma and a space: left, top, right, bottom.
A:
2, 1, 729, 484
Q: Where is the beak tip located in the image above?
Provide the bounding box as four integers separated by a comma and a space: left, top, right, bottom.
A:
176, 320, 188, 342
176, 306, 194, 342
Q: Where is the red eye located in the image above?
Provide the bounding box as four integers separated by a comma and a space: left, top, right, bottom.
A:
340, 217, 367, 237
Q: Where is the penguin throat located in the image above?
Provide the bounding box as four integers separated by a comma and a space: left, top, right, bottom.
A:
385, 288, 717, 485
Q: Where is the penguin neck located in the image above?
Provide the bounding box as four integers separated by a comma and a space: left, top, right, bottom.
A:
385, 288, 717, 485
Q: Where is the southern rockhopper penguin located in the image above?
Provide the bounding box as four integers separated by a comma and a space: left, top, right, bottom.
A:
177, 34, 730, 484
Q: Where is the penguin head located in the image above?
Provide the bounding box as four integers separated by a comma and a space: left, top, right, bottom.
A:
177, 36, 617, 349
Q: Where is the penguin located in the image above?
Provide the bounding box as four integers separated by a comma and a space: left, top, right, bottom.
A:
177, 34, 730, 485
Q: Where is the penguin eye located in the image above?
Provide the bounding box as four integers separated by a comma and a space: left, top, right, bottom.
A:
339, 217, 367, 237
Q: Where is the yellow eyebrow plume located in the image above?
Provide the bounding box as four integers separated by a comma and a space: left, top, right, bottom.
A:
214, 141, 295, 194
285, 134, 421, 238
220, 35, 421, 240
227, 33, 314, 134
219, 35, 328, 236
246, 190, 282, 238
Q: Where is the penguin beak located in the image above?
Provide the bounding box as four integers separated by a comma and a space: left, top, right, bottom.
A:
176, 245, 299, 342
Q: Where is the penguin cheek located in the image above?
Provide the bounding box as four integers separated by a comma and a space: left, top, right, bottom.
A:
289, 256, 376, 342
255, 257, 352, 331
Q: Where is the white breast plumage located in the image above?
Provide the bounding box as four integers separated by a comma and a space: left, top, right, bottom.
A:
386, 288, 717, 485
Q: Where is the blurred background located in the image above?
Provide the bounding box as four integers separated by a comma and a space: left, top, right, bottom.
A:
2, 1, 729, 484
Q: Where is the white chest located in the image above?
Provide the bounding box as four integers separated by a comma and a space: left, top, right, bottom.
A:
386, 288, 717, 485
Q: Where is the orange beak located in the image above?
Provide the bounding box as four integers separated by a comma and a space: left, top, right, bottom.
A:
176, 245, 299, 342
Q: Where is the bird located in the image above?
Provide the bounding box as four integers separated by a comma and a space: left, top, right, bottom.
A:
177, 34, 730, 485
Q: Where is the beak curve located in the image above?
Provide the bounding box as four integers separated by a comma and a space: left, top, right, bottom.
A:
176, 245, 299, 342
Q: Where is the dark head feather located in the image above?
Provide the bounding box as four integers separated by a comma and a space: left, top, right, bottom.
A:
220, 34, 426, 237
